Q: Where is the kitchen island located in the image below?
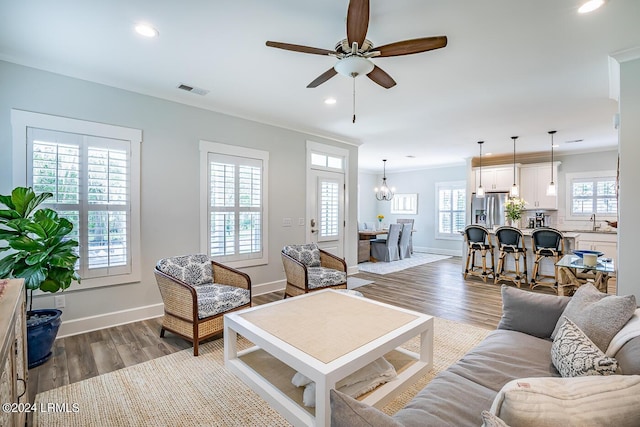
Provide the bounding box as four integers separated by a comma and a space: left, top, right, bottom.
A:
461, 227, 580, 286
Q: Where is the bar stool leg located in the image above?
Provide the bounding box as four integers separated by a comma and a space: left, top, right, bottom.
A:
464, 246, 473, 279
494, 251, 505, 284
480, 249, 488, 282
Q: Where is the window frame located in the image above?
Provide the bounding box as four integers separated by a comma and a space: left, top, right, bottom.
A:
565, 171, 617, 220
11, 109, 142, 290
391, 193, 418, 215
435, 181, 466, 240
199, 140, 269, 268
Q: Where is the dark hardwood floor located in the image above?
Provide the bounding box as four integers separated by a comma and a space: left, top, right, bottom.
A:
29, 255, 564, 402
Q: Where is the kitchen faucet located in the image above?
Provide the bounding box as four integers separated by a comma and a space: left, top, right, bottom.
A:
590, 213, 599, 231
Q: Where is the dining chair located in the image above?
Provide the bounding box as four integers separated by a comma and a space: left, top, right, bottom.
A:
371, 223, 402, 262
398, 222, 412, 259
397, 219, 414, 254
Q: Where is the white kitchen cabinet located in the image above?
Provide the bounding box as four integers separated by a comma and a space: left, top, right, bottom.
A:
520, 163, 559, 210
474, 166, 518, 193
576, 232, 617, 264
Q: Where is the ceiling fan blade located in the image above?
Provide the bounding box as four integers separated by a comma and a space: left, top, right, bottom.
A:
376, 36, 448, 57
307, 68, 338, 88
367, 65, 396, 89
346, 0, 370, 47
266, 41, 335, 56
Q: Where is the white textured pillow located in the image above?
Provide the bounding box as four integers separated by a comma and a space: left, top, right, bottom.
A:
491, 376, 640, 427
552, 317, 618, 377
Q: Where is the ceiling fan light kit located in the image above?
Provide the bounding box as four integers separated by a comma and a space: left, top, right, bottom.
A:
265, 0, 447, 121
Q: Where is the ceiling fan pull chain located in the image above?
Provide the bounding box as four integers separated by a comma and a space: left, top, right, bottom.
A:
352, 73, 356, 123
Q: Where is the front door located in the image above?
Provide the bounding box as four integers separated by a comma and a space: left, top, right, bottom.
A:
308, 169, 344, 257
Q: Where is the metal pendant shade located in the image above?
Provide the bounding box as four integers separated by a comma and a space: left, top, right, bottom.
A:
375, 159, 395, 201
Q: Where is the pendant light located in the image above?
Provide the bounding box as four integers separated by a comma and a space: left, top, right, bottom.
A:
374, 159, 395, 201
546, 131, 557, 196
510, 136, 519, 198
476, 141, 485, 198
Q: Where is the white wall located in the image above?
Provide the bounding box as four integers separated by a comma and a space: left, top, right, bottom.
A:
359, 164, 467, 255
617, 56, 640, 299
0, 60, 359, 335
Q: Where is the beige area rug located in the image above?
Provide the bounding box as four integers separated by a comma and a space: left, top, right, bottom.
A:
358, 252, 452, 275
35, 317, 490, 427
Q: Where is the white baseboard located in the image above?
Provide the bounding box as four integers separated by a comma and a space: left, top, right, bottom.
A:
252, 279, 285, 296
58, 303, 164, 338
58, 280, 288, 337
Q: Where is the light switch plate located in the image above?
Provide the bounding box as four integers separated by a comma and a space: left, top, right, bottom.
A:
282, 217, 292, 227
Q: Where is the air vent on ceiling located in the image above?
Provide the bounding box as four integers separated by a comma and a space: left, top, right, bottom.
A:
177, 83, 209, 96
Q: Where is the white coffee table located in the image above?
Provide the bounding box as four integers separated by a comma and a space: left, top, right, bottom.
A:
224, 289, 433, 427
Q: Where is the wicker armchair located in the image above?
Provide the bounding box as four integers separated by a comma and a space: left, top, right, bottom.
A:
154, 254, 251, 356
281, 243, 347, 298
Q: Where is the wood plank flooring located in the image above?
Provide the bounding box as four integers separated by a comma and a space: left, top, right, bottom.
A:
28, 255, 576, 405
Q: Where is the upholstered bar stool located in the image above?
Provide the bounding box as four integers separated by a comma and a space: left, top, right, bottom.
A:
530, 227, 564, 292
494, 226, 528, 288
463, 225, 495, 282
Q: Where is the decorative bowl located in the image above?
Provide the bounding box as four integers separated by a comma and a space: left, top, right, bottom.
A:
573, 249, 604, 258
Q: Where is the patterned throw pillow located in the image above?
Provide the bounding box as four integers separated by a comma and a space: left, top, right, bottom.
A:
282, 244, 321, 267
551, 317, 618, 377
156, 254, 213, 286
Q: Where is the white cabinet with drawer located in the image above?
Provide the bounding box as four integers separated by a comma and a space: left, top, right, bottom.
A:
520, 163, 559, 210
576, 233, 617, 264
474, 166, 518, 193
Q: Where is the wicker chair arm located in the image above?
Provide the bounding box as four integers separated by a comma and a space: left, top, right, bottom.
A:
154, 269, 197, 321
281, 252, 308, 291
212, 261, 252, 294
319, 250, 347, 272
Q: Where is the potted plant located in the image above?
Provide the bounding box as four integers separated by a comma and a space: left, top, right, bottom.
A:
505, 197, 527, 228
0, 187, 80, 368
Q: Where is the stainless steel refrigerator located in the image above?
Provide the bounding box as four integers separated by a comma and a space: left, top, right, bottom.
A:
470, 192, 508, 229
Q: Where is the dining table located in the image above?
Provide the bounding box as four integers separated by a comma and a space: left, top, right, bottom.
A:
555, 254, 615, 296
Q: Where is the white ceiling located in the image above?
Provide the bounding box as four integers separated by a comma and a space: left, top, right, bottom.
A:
1, 0, 639, 173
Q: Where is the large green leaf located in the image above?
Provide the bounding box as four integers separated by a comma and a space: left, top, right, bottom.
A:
0, 209, 20, 221
24, 192, 53, 218
0, 254, 20, 277
26, 249, 51, 266
24, 222, 48, 239
0, 194, 15, 210
9, 235, 42, 251
49, 251, 79, 269
34, 208, 58, 222
39, 278, 61, 293
0, 229, 20, 239
35, 217, 58, 237
11, 187, 33, 217
18, 264, 47, 290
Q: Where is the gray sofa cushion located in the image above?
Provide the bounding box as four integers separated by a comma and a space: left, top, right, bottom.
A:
551, 283, 637, 352
330, 389, 401, 427
392, 329, 559, 426
498, 285, 570, 338
616, 336, 640, 375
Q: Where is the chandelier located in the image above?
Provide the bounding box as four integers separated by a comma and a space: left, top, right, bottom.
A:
375, 159, 395, 201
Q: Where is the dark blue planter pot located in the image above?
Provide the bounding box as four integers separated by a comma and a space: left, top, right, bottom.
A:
27, 309, 62, 369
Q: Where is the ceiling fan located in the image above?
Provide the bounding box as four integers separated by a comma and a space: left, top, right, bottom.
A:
265, 0, 447, 90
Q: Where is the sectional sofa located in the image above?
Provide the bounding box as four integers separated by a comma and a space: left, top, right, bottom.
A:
331, 284, 640, 426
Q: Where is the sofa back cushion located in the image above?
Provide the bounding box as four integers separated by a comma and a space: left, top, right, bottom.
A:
156, 254, 213, 286
498, 285, 571, 339
282, 243, 321, 267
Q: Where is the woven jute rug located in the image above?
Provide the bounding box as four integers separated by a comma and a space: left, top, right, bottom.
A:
34, 317, 490, 427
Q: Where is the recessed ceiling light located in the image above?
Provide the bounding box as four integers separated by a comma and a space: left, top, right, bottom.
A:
135, 23, 159, 38
485, 152, 493, 156
578, 0, 605, 14
324, 97, 337, 105
405, 155, 416, 158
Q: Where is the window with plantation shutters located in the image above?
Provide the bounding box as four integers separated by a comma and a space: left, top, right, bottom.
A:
436, 181, 466, 239
319, 178, 339, 240
200, 141, 268, 267
12, 110, 142, 289
565, 171, 617, 220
